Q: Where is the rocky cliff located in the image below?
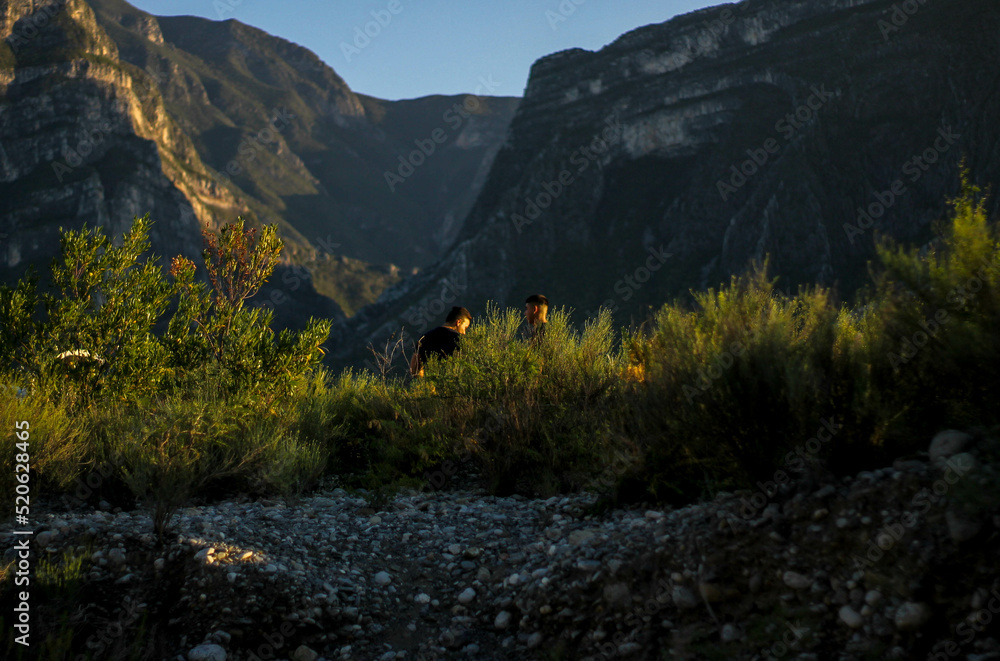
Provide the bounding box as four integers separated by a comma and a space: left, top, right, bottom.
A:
1, 0, 518, 327
332, 0, 1000, 362
0, 0, 242, 280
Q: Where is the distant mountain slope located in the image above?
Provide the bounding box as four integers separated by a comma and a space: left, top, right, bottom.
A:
331, 0, 1000, 363
1, 0, 518, 329
89, 0, 519, 272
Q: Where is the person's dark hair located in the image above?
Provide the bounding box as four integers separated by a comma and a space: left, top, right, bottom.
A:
445, 306, 472, 324
525, 294, 549, 309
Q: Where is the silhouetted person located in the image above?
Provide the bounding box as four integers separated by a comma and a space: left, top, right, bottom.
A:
410, 306, 472, 377
524, 294, 549, 341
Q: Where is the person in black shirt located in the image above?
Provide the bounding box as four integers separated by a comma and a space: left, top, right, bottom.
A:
524, 294, 549, 342
410, 306, 472, 376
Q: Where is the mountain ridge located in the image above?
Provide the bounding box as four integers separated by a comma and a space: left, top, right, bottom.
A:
328, 0, 1000, 364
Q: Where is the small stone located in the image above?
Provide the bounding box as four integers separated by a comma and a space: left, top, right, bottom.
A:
292, 645, 318, 661
194, 547, 214, 562
721, 623, 739, 642
604, 582, 631, 604
618, 642, 642, 655
36, 531, 56, 547
108, 548, 126, 565
154, 558, 165, 571
782, 571, 810, 590
929, 430, 972, 464
839, 605, 864, 629
527, 632, 543, 648
458, 587, 476, 604
672, 585, 698, 609
414, 593, 431, 604
864, 590, 883, 607
188, 644, 227, 661
374, 571, 392, 587
494, 610, 512, 630
894, 602, 930, 630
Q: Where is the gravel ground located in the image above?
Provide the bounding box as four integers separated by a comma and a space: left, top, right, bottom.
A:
5, 430, 1000, 661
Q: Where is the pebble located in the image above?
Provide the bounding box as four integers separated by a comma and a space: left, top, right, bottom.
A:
292, 645, 317, 661
928, 430, 972, 464
187, 644, 227, 661
782, 570, 811, 590
7, 428, 988, 661
494, 610, 512, 630
894, 602, 930, 630
839, 605, 864, 629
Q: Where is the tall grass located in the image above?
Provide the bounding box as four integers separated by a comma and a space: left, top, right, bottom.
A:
1, 173, 997, 515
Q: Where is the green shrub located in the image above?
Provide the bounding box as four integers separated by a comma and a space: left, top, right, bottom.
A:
424, 305, 632, 496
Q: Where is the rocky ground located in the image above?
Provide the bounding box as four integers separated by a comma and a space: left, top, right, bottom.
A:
5, 429, 1000, 661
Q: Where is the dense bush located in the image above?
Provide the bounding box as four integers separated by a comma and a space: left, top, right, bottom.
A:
1, 174, 997, 519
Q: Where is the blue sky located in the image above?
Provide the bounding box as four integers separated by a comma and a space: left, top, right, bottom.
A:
127, 0, 716, 100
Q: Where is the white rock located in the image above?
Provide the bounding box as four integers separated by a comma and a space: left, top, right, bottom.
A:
929, 430, 972, 464
494, 610, 512, 629
458, 587, 476, 604
373, 571, 391, 587
414, 593, 431, 604
618, 642, 643, 654
839, 605, 864, 629
292, 645, 318, 661
782, 571, 811, 590
188, 644, 227, 661
672, 585, 698, 609
894, 602, 930, 630
946, 510, 981, 543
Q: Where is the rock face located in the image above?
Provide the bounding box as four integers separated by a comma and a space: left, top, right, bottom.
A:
332, 0, 1000, 363
1, 0, 518, 329
0, 0, 238, 277
88, 0, 519, 272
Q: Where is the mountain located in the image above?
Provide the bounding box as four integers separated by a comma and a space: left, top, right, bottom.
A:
0, 0, 518, 324
331, 0, 1000, 362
